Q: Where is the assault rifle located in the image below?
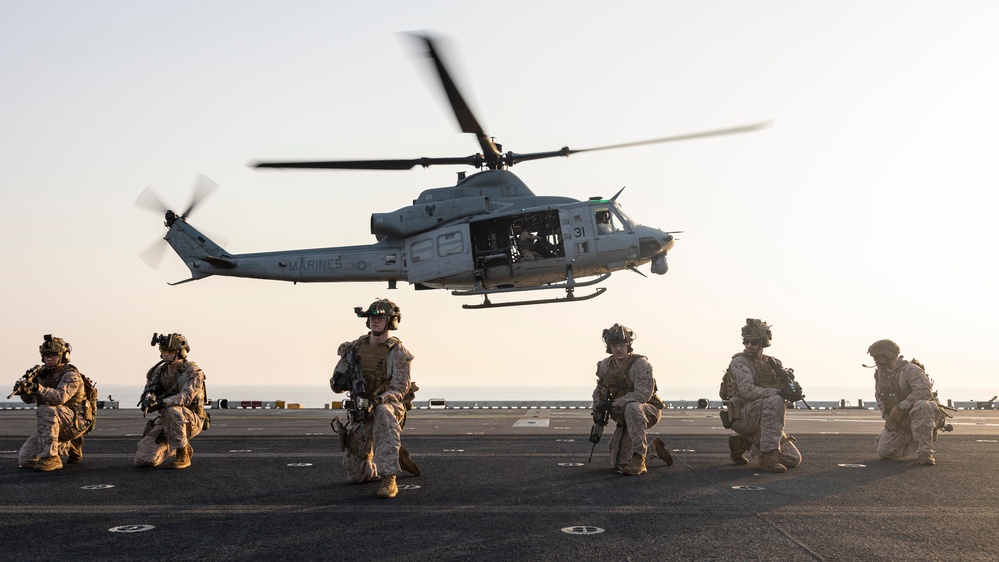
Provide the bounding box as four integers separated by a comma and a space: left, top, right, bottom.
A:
8, 365, 44, 399
768, 357, 812, 410
587, 393, 612, 462
335, 346, 372, 442
137, 360, 165, 416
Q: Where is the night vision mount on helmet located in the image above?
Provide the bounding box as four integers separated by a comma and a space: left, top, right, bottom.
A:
39, 334, 72, 363
151, 332, 190, 359
137, 33, 769, 309
355, 299, 402, 331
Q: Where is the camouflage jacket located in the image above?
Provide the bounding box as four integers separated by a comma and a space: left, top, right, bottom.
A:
332, 335, 414, 404
21, 365, 84, 408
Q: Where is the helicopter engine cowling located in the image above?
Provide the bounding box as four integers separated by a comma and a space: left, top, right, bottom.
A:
371, 196, 491, 239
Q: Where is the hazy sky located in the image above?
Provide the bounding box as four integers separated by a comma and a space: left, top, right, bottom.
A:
3, 1, 997, 401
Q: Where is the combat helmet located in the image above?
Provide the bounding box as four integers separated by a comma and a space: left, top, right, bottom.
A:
867, 339, 900, 360
39, 334, 72, 363
151, 332, 190, 359
741, 318, 772, 348
602, 323, 636, 353
355, 298, 401, 331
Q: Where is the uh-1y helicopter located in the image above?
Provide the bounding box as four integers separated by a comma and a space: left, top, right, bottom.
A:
139, 34, 768, 309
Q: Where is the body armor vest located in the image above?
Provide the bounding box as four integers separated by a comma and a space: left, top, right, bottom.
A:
155, 361, 206, 417
752, 356, 781, 389
39, 365, 84, 408
601, 355, 637, 397
357, 337, 398, 399
876, 363, 908, 412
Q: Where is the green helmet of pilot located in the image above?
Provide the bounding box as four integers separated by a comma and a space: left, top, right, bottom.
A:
601, 323, 636, 353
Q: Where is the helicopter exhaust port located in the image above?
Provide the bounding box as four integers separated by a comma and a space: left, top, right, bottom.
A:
651, 255, 668, 275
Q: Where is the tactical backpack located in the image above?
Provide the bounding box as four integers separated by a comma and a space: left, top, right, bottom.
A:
79, 373, 99, 434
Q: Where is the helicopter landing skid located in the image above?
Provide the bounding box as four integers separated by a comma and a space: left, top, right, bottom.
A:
461, 287, 607, 309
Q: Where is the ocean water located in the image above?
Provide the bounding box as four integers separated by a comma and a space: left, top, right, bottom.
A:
96, 383, 997, 409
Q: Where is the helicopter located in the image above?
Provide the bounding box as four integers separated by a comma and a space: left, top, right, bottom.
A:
139, 34, 768, 309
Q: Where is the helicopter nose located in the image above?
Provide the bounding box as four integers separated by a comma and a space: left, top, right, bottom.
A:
636, 227, 674, 260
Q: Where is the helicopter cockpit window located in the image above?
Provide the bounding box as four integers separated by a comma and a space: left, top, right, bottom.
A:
594, 208, 618, 234
612, 204, 636, 230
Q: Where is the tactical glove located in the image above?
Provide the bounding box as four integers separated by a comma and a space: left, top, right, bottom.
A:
886, 406, 904, 430
778, 385, 800, 402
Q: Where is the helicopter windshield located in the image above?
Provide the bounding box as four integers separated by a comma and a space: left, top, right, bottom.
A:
610, 203, 636, 230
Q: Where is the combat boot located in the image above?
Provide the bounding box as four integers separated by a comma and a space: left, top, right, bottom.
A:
651, 437, 673, 466
20, 457, 38, 469
621, 452, 647, 476
918, 451, 936, 466
377, 474, 398, 498
170, 444, 192, 469
729, 435, 749, 465
758, 450, 788, 473
399, 445, 421, 476
34, 456, 63, 472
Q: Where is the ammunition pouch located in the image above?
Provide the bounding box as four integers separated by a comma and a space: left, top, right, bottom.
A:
202, 412, 211, 432
719, 408, 732, 429
331, 416, 349, 452
649, 393, 665, 410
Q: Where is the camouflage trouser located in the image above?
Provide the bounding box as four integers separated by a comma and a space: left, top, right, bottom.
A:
876, 400, 939, 459
339, 402, 407, 483
134, 405, 204, 467
731, 394, 801, 468
19, 404, 89, 464
607, 402, 662, 468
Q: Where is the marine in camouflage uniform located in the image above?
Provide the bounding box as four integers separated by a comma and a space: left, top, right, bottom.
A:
592, 324, 672, 476
17, 335, 90, 472
134, 333, 207, 469
722, 319, 801, 473
869, 339, 940, 466
330, 299, 420, 498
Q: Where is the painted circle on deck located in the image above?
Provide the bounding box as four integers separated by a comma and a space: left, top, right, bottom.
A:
562, 526, 604, 535
109, 525, 154, 533
81, 484, 115, 490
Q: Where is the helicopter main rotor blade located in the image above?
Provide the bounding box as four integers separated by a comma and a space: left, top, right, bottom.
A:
134, 186, 169, 214
181, 174, 219, 219
254, 155, 483, 170
506, 121, 772, 166
410, 33, 503, 167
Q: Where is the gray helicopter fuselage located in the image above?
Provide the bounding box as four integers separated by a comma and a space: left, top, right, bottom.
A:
163, 170, 674, 289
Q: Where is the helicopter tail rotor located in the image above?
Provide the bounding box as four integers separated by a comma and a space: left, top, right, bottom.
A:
134, 175, 226, 269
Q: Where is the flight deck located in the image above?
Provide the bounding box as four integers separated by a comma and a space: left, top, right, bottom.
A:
2, 408, 997, 561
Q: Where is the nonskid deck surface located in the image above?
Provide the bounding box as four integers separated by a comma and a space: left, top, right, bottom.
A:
2, 409, 997, 561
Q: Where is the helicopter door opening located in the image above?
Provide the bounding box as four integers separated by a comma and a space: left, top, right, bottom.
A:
469, 210, 564, 272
